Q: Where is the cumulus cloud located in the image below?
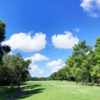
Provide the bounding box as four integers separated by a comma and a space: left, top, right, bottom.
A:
46, 59, 62, 67
80, 0, 100, 18
2, 32, 47, 52
25, 53, 49, 63
37, 69, 44, 74
30, 64, 38, 71
25, 53, 49, 74
46, 59, 64, 72
30, 64, 44, 74
52, 31, 79, 49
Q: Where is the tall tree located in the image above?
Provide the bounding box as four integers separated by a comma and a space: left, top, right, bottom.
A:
82, 51, 97, 86
0, 20, 10, 62
94, 37, 100, 85
66, 40, 92, 84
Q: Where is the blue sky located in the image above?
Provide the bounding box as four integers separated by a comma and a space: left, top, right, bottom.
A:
0, 0, 100, 77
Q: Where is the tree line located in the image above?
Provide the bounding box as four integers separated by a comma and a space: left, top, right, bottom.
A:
49, 39, 100, 86
28, 77, 48, 81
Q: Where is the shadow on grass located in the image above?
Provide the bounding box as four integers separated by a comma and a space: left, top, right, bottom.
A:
0, 87, 17, 96
0, 86, 11, 92
83, 83, 100, 87
26, 84, 42, 89
19, 84, 45, 99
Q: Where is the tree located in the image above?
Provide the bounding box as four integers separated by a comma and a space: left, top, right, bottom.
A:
64, 40, 92, 84
15, 53, 31, 90
82, 51, 97, 86
94, 37, 100, 85
2, 53, 31, 90
0, 20, 10, 63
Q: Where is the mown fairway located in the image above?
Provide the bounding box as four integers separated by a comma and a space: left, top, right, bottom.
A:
17, 81, 100, 100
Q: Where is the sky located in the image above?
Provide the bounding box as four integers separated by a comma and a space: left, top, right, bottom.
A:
0, 0, 100, 77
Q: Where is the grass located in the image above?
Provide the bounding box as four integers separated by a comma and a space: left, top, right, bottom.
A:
0, 86, 17, 92
0, 86, 11, 92
0, 85, 17, 100
17, 81, 100, 100
0, 91, 16, 100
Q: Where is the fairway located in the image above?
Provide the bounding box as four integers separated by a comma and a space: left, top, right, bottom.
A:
18, 81, 100, 100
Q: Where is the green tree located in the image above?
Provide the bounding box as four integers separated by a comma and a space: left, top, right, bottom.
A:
66, 40, 92, 84
0, 20, 10, 63
82, 51, 97, 86
2, 53, 31, 90
94, 37, 100, 85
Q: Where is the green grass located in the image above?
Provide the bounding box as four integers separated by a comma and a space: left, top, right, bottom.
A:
0, 85, 17, 92
18, 81, 100, 100
0, 85, 17, 100
0, 86, 11, 92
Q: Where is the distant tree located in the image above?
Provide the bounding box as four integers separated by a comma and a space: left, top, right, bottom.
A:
48, 67, 70, 81
28, 77, 48, 81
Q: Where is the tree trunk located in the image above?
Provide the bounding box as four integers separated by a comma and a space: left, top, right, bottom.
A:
91, 77, 95, 86
98, 80, 100, 86
10, 83, 13, 91
18, 83, 20, 90
98, 82, 99, 86
81, 80, 85, 85
76, 80, 78, 84
85, 82, 88, 86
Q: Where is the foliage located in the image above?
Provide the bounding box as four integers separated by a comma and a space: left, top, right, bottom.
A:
49, 38, 100, 86
0, 53, 31, 90
0, 20, 10, 63
28, 77, 48, 81
49, 67, 75, 81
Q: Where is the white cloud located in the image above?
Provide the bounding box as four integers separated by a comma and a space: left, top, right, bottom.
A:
30, 64, 38, 71
2, 32, 47, 52
52, 31, 79, 49
25, 53, 49, 63
30, 64, 44, 74
25, 53, 49, 74
80, 0, 100, 18
46, 59, 62, 67
51, 66, 62, 73
37, 69, 44, 74
74, 28, 80, 32
46, 59, 64, 72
